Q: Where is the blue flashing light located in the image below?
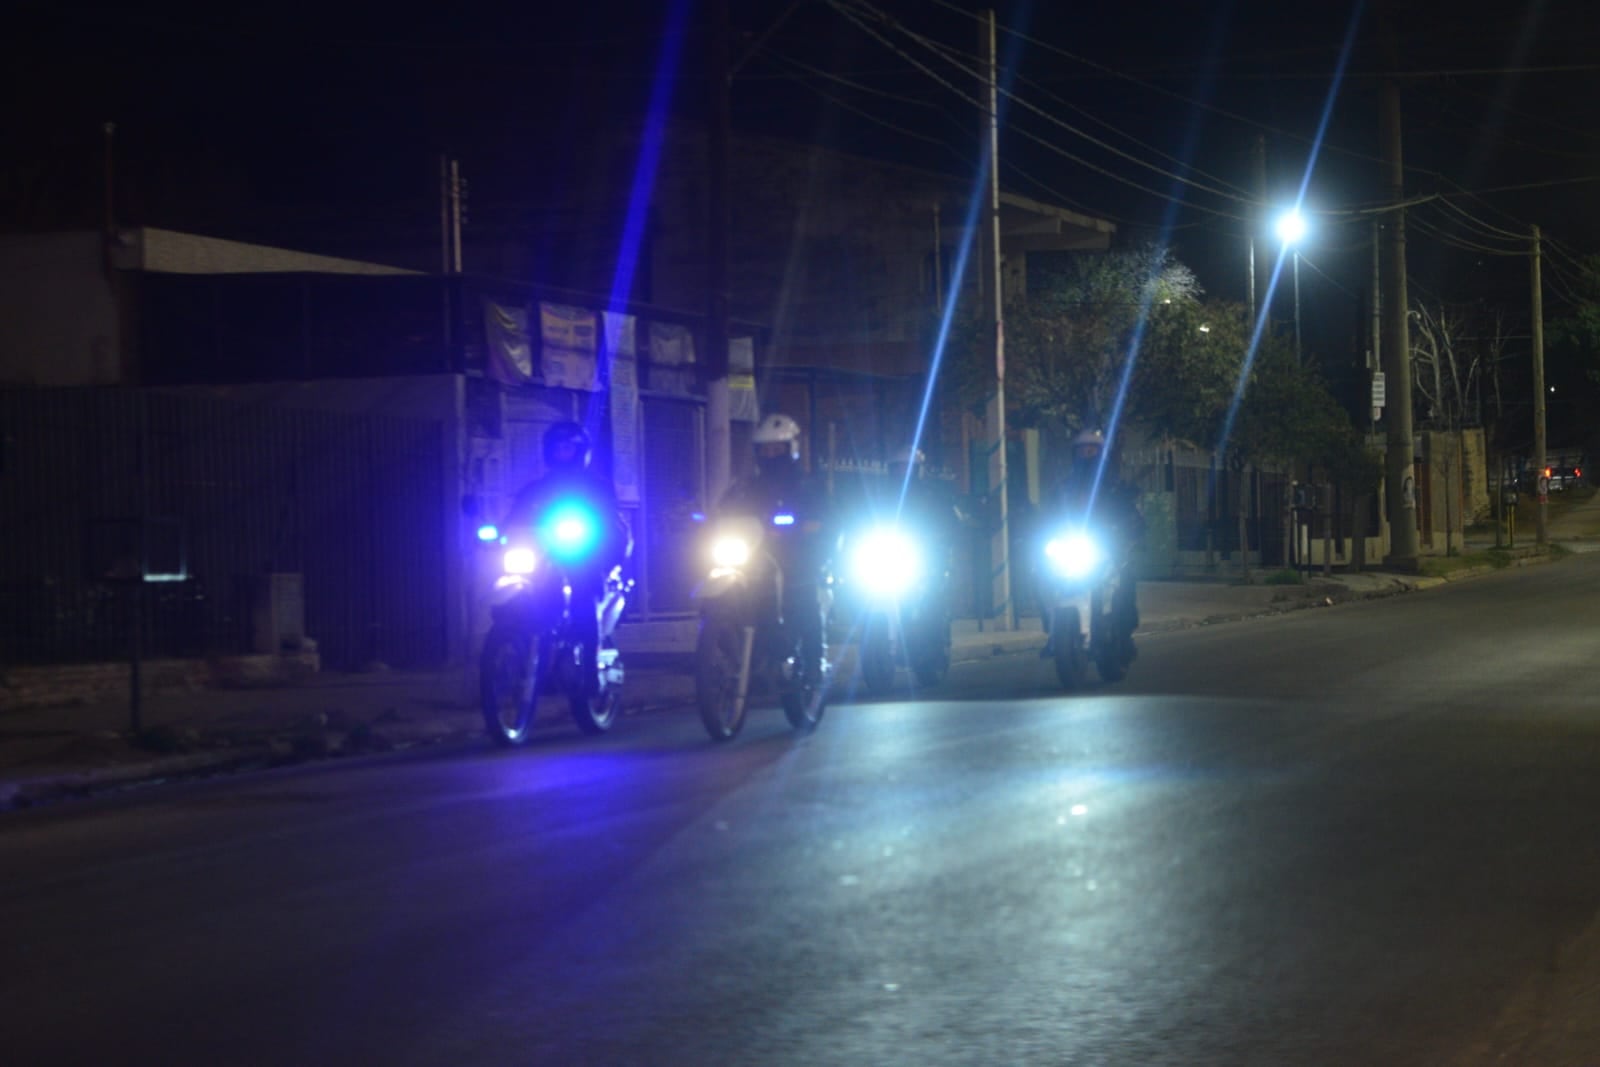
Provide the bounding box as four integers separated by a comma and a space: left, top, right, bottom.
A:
477, 524, 500, 543
540, 502, 601, 560
772, 512, 796, 527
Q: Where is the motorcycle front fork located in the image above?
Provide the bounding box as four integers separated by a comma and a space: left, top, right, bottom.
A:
734, 625, 757, 720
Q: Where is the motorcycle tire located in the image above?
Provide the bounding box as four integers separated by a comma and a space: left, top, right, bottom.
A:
569, 641, 622, 735
480, 626, 543, 746
696, 618, 750, 742
781, 667, 827, 734
860, 618, 895, 694
1053, 611, 1090, 690
1096, 633, 1135, 684
1094, 652, 1127, 684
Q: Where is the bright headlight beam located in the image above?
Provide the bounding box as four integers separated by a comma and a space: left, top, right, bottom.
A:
503, 547, 538, 575
1045, 534, 1100, 579
711, 537, 751, 568
853, 528, 921, 596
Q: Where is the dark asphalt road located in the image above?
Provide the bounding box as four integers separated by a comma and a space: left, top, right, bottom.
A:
5, 558, 1600, 1066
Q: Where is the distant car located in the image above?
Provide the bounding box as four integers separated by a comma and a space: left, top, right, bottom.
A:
1550, 464, 1583, 491
1524, 464, 1584, 492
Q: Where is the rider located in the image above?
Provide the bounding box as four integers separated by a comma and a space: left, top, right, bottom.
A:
1043, 427, 1143, 646
503, 420, 633, 691
718, 413, 836, 682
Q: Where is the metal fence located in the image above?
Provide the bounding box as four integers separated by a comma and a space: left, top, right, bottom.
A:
0, 388, 448, 669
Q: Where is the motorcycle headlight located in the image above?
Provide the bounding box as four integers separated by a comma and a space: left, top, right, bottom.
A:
503, 546, 539, 575
711, 536, 752, 568
1045, 533, 1100, 579
852, 527, 921, 596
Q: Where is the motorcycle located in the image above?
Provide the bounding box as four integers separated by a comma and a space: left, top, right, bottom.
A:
692, 509, 832, 741
1039, 523, 1135, 690
477, 501, 629, 746
846, 524, 951, 693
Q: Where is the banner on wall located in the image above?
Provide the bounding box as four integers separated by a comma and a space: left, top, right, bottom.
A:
483, 299, 534, 385
729, 336, 759, 423
647, 321, 697, 395
605, 312, 643, 504
539, 302, 599, 391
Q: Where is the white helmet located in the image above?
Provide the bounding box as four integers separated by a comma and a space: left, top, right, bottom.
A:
752, 413, 802, 473
1073, 428, 1105, 449
753, 413, 801, 446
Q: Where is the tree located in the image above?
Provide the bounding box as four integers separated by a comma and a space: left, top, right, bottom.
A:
1547, 254, 1600, 457
942, 244, 1206, 438
1549, 254, 1600, 386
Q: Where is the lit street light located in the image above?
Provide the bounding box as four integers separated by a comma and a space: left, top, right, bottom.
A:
1275, 208, 1307, 366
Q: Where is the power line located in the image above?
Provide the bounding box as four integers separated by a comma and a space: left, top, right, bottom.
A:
915, 0, 1411, 177
1295, 253, 1359, 301
838, 0, 1260, 210
1428, 196, 1529, 242
824, 0, 1248, 222
1410, 214, 1526, 257
760, 49, 1123, 220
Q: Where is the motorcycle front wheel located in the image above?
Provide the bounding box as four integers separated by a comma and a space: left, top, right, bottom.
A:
480, 626, 543, 746
1052, 609, 1090, 690
1095, 632, 1134, 684
782, 648, 827, 734
696, 618, 751, 742
909, 618, 951, 688
568, 640, 622, 735
860, 615, 895, 694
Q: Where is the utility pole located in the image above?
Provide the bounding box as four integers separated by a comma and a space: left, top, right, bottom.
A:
1378, 10, 1419, 568
1249, 133, 1266, 324
439, 155, 453, 274
449, 160, 464, 273
980, 9, 1012, 630
1531, 224, 1549, 545
705, 0, 733, 505
1370, 218, 1382, 435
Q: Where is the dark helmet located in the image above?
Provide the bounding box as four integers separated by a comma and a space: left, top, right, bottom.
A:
543, 420, 592, 473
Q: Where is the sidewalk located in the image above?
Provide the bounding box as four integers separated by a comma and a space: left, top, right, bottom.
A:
0, 562, 1528, 811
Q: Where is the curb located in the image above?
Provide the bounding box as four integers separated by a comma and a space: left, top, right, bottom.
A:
1, 678, 701, 813
0, 746, 282, 811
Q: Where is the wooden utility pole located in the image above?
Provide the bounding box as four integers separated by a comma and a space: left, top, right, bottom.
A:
1531, 224, 1549, 545
979, 9, 1012, 629
1378, 8, 1419, 568
705, 0, 733, 504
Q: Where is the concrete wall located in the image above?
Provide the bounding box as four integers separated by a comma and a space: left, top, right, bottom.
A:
0, 232, 121, 386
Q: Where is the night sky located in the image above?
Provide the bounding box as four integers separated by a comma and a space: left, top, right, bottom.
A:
7, 0, 1597, 417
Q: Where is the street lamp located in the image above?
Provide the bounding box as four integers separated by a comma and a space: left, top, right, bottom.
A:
1274, 207, 1308, 366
